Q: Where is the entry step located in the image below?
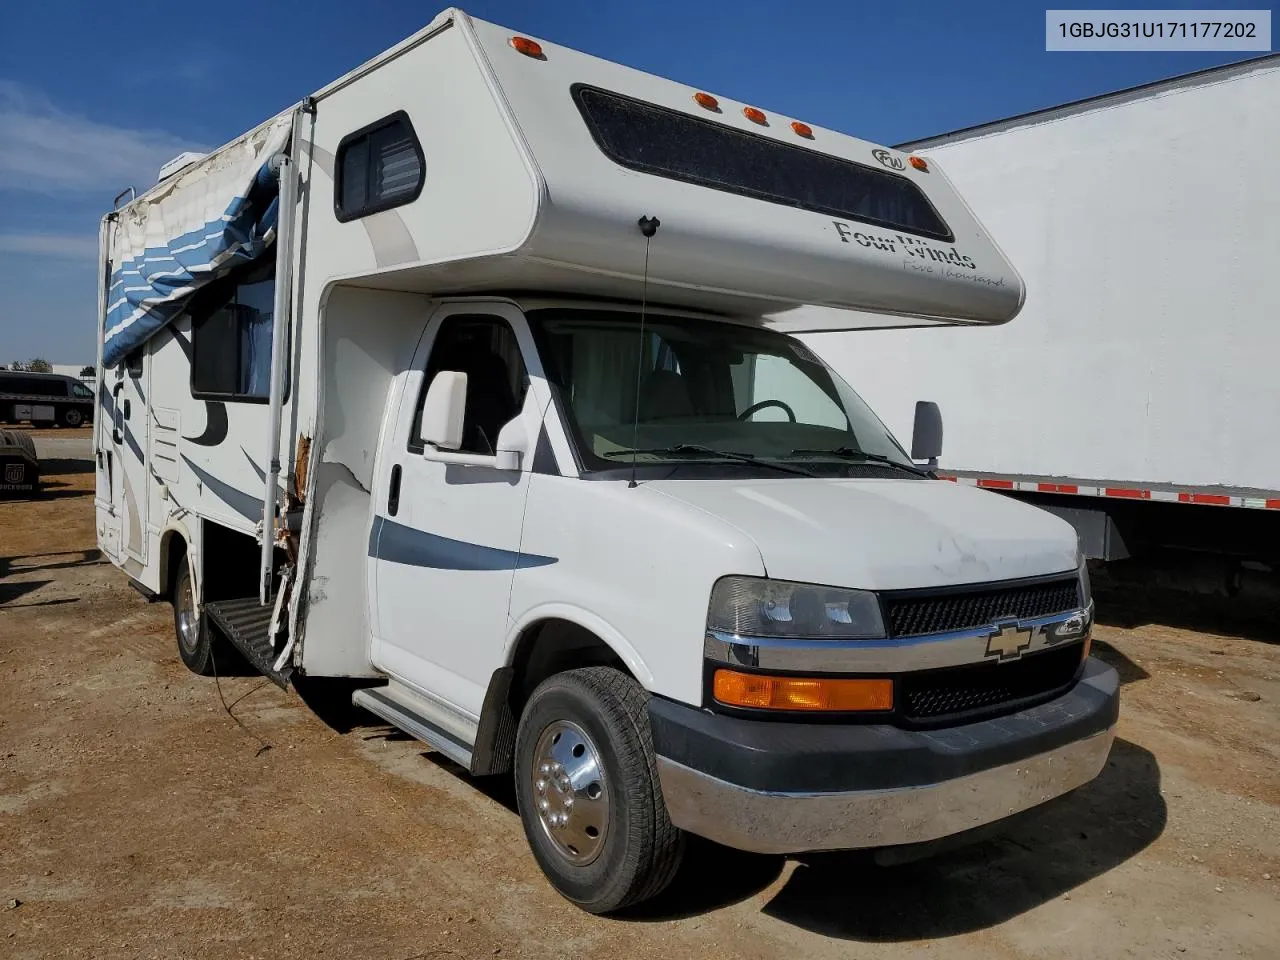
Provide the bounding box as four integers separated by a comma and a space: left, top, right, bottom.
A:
204, 596, 293, 688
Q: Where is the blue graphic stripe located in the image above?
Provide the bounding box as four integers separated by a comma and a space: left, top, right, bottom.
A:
369, 515, 557, 571
242, 447, 266, 482
181, 454, 263, 522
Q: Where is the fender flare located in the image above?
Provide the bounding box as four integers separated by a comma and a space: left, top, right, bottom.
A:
158, 520, 197, 603
503, 602, 654, 690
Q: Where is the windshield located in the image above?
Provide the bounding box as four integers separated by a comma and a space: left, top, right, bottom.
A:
527, 308, 916, 476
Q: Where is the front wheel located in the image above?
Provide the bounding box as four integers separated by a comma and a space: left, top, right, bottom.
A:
61, 407, 84, 428
514, 667, 684, 914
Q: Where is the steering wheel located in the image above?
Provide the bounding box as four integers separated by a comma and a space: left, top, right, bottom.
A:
738, 399, 797, 422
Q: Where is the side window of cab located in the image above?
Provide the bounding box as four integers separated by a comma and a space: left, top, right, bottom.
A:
408, 315, 529, 455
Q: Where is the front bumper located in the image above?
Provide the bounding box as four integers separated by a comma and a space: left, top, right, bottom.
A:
650, 656, 1118, 855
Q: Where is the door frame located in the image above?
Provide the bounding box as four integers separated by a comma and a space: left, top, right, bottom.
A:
366, 298, 554, 713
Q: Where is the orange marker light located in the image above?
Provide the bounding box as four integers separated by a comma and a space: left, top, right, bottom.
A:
509, 36, 544, 58
909, 155, 929, 172
713, 669, 893, 712
693, 91, 719, 111
791, 121, 814, 139
743, 106, 768, 125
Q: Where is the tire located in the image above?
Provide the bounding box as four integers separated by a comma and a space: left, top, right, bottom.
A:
514, 667, 685, 914
61, 407, 84, 428
172, 562, 217, 675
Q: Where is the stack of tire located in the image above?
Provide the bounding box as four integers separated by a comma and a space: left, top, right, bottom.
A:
0, 428, 39, 498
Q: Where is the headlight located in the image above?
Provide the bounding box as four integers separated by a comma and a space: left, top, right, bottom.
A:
707, 576, 885, 639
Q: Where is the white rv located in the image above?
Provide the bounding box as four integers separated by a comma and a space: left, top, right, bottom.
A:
94, 8, 1116, 913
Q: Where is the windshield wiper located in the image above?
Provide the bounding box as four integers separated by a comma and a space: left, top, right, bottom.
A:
786, 447, 933, 478
603, 444, 817, 478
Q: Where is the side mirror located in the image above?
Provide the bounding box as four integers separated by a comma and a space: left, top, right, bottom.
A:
419, 371, 466, 451
493, 417, 528, 472
911, 400, 943, 468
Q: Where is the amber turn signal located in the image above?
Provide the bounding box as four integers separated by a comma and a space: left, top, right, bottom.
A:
909, 155, 929, 172
713, 669, 893, 712
743, 106, 768, 125
509, 36, 544, 58
693, 91, 719, 111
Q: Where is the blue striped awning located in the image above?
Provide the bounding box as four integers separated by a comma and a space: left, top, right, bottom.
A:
102, 115, 292, 368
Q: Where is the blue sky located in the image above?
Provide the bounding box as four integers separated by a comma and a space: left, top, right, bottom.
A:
1, 0, 1272, 364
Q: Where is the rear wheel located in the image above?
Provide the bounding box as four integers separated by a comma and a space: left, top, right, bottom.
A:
514, 667, 684, 914
173, 562, 216, 675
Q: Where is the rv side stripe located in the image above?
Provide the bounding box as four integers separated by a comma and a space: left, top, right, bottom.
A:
1037, 482, 1078, 494
1179, 492, 1231, 506
933, 473, 1280, 510
1104, 487, 1149, 499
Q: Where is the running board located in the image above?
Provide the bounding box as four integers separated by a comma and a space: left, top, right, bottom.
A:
353, 683, 476, 770
204, 596, 293, 689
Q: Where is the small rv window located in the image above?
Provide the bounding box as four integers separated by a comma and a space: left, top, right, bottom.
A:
572, 85, 952, 242
191, 261, 280, 402
335, 111, 425, 222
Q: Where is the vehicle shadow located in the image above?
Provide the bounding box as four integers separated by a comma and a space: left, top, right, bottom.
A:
758, 737, 1164, 940
296, 679, 1159, 927
0, 579, 54, 605
621, 836, 787, 919
35, 487, 93, 501
1088, 638, 1150, 684
417, 752, 788, 917
0, 549, 103, 579
37, 457, 96, 475
292, 676, 373, 727
1093, 566, 1280, 645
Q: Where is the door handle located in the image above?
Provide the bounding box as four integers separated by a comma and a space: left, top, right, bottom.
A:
111, 382, 124, 444
387, 464, 402, 516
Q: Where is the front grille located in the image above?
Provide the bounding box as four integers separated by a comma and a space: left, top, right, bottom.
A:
881, 576, 1080, 638
899, 643, 1084, 722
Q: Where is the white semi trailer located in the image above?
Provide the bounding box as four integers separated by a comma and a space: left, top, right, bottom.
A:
808, 54, 1280, 572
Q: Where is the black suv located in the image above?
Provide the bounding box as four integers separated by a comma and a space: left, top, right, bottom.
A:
0, 371, 96, 427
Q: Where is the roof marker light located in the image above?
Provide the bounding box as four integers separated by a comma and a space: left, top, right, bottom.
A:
791, 120, 814, 139
743, 106, 768, 125
509, 36, 544, 58
909, 155, 929, 172
693, 92, 720, 111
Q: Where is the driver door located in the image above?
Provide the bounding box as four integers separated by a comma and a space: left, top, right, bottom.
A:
370, 303, 549, 718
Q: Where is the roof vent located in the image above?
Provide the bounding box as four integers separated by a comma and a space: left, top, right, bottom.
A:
158, 151, 206, 183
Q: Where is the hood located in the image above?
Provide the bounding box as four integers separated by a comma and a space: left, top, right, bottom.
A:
643, 476, 1077, 591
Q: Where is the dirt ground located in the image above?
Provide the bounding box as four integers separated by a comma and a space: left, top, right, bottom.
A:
1, 428, 1276, 959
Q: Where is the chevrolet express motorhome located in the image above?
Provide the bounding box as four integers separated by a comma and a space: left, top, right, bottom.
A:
94, 8, 1117, 912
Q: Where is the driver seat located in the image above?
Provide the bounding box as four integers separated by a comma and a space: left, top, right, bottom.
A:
638, 370, 694, 421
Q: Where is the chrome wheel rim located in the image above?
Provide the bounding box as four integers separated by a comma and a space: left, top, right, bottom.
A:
530, 719, 609, 865
176, 574, 200, 655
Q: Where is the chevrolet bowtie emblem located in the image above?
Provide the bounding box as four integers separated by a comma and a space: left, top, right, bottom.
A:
986, 622, 1033, 661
